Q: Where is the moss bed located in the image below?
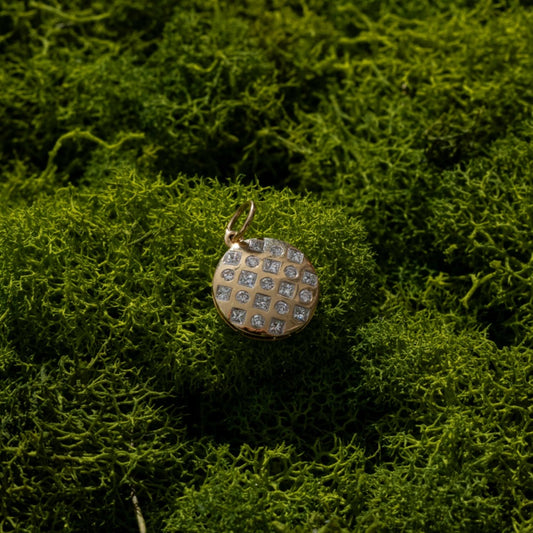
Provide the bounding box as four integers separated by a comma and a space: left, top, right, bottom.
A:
1, 1, 532, 531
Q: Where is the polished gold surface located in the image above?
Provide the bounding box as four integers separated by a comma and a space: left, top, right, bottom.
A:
212, 237, 319, 340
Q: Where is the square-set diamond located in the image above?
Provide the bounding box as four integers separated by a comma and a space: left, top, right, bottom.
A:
230, 308, 247, 325
247, 239, 264, 253
287, 247, 304, 264
238, 270, 257, 288
253, 293, 271, 311
278, 281, 295, 298
263, 258, 282, 274
223, 250, 242, 265
302, 270, 318, 287
269, 318, 285, 336
270, 245, 284, 257
293, 305, 310, 322
215, 285, 232, 301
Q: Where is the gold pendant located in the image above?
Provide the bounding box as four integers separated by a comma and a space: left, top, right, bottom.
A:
212, 201, 319, 340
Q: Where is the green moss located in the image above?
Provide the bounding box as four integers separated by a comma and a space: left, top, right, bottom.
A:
355, 310, 532, 532
163, 441, 363, 532
0, 172, 375, 530
1, 0, 532, 531
0, 171, 374, 375
425, 135, 533, 346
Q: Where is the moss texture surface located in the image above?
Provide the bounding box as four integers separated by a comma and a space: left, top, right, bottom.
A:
1, 1, 532, 531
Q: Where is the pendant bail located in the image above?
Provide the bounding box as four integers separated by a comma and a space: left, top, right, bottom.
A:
224, 200, 256, 247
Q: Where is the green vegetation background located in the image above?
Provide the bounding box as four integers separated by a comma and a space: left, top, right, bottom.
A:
1, 0, 531, 531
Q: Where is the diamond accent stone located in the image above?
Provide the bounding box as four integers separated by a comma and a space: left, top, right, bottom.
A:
238, 270, 257, 288
270, 245, 284, 257
245, 256, 260, 268
278, 281, 295, 298
221, 269, 235, 281
260, 277, 275, 290
274, 301, 289, 315
299, 289, 313, 304
253, 293, 271, 311
287, 248, 304, 264
248, 239, 264, 253
302, 270, 318, 287
216, 285, 232, 301
263, 258, 282, 274
223, 250, 242, 265
293, 305, 310, 322
269, 318, 285, 336
251, 314, 265, 328
235, 290, 250, 304
284, 265, 298, 279
230, 308, 247, 325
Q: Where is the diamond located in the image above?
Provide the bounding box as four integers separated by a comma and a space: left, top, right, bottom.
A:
221, 269, 235, 281
287, 248, 304, 264
293, 305, 310, 322
251, 314, 265, 328
263, 258, 282, 274
223, 250, 242, 265
270, 245, 284, 257
215, 285, 232, 301
245, 256, 260, 268
299, 289, 313, 304
260, 277, 275, 290
278, 281, 295, 298
248, 239, 264, 253
238, 270, 257, 288
269, 318, 285, 336
284, 265, 298, 279
302, 270, 318, 287
274, 301, 289, 315
253, 293, 271, 311
230, 308, 247, 325
235, 290, 250, 304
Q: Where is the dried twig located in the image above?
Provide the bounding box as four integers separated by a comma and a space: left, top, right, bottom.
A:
130, 485, 147, 533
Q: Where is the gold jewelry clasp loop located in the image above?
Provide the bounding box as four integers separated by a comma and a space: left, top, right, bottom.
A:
225, 200, 256, 247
